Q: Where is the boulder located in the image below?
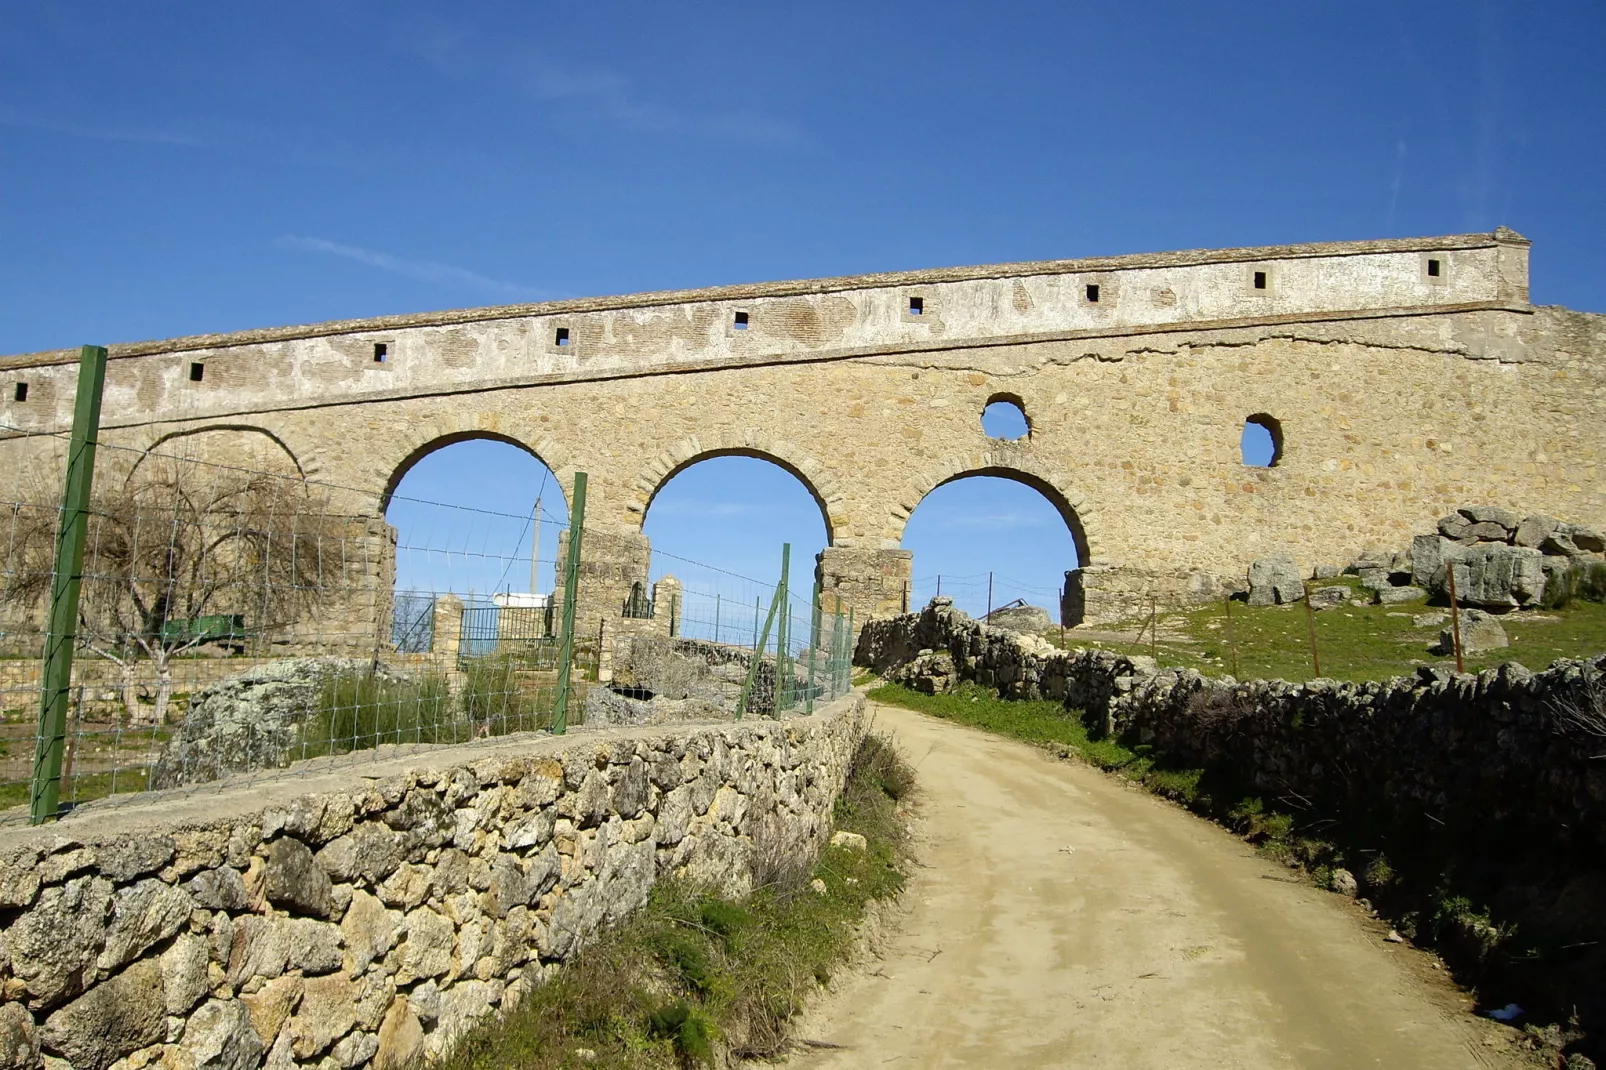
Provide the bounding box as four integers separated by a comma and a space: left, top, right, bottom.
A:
1463, 521, 1512, 542
1437, 514, 1474, 540
1248, 556, 1304, 606
1434, 609, 1509, 656
1310, 586, 1348, 610
1513, 514, 1561, 549
1376, 586, 1428, 605
1411, 535, 1471, 590
1328, 869, 1359, 897
984, 604, 1055, 633
1571, 526, 1606, 553
1456, 545, 1546, 608
1458, 505, 1519, 532
1356, 568, 1392, 591
150, 658, 405, 789
1541, 533, 1588, 557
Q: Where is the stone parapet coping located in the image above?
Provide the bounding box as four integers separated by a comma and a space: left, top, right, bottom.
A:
0, 695, 863, 850
2, 231, 1521, 367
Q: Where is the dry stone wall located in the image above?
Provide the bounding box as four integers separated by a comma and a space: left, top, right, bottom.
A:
859, 599, 1606, 863
0, 698, 864, 1070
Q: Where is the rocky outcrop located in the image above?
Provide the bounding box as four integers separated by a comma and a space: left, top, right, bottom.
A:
1351, 507, 1606, 611
0, 697, 864, 1070
150, 659, 402, 789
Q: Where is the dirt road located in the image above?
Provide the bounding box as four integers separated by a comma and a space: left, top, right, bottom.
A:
781, 702, 1522, 1069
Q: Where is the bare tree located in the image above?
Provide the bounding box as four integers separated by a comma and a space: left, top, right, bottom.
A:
3, 457, 345, 724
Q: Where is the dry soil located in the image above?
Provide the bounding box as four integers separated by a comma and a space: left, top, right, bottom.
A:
779, 701, 1527, 1069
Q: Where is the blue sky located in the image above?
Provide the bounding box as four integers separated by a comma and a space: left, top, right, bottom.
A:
5, 1, 1604, 622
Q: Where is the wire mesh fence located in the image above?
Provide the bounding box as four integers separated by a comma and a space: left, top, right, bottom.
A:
908, 570, 1071, 624
0, 416, 855, 824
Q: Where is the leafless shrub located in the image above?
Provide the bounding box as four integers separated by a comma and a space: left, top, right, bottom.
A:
2, 456, 346, 723
1551, 673, 1606, 759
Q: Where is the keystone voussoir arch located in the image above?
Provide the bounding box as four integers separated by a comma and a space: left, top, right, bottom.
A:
630, 434, 845, 545
892, 449, 1098, 565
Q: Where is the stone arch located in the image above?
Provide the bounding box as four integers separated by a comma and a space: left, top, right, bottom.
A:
366, 416, 575, 514
127, 424, 307, 484
629, 434, 844, 545
891, 447, 1097, 565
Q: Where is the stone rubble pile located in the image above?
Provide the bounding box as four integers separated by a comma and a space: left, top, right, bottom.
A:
1245, 506, 1605, 615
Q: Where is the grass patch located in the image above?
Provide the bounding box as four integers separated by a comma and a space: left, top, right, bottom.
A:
436, 729, 913, 1069
303, 671, 455, 756
1050, 580, 1606, 683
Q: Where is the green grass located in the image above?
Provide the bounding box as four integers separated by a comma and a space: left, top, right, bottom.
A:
867, 681, 1212, 805
303, 671, 455, 756
435, 730, 913, 1070
1052, 577, 1606, 683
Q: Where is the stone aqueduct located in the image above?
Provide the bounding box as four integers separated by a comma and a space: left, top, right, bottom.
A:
2, 229, 1603, 639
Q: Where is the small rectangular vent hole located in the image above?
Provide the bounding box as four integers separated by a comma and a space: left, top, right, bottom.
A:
13, 383, 27, 402
908, 296, 924, 315
1085, 284, 1100, 303
733, 311, 749, 330
1253, 271, 1268, 290
1427, 258, 1441, 277
373, 342, 388, 363
554, 327, 570, 347
189, 362, 205, 382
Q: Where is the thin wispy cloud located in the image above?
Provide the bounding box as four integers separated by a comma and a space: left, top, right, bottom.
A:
405, 26, 806, 150
0, 111, 200, 147
275, 236, 544, 299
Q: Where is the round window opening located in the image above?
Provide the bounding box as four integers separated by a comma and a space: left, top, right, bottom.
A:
982, 396, 1030, 440
1241, 414, 1283, 467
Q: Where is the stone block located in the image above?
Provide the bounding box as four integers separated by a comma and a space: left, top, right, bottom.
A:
1376, 586, 1428, 605
1434, 608, 1509, 656
40, 960, 166, 1070
1513, 514, 1561, 548
263, 838, 333, 918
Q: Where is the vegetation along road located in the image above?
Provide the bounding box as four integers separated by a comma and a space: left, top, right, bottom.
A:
781, 701, 1525, 1069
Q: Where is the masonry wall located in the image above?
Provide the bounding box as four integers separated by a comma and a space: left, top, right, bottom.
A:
2, 231, 1602, 629
0, 697, 864, 1070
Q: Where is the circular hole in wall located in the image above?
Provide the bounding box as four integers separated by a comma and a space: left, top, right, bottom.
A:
1241, 414, 1283, 467
982, 395, 1030, 440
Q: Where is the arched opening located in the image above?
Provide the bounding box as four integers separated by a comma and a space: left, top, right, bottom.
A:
383, 436, 564, 653
1241, 414, 1283, 467
642, 454, 831, 644
901, 468, 1086, 628
130, 425, 306, 482
981, 394, 1031, 440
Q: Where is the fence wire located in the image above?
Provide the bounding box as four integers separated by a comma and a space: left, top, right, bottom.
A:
0, 424, 854, 824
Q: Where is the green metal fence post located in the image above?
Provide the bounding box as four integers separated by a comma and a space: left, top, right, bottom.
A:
737, 586, 782, 719
805, 578, 821, 714
846, 607, 855, 689
552, 472, 588, 734
30, 345, 107, 824
774, 544, 790, 712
